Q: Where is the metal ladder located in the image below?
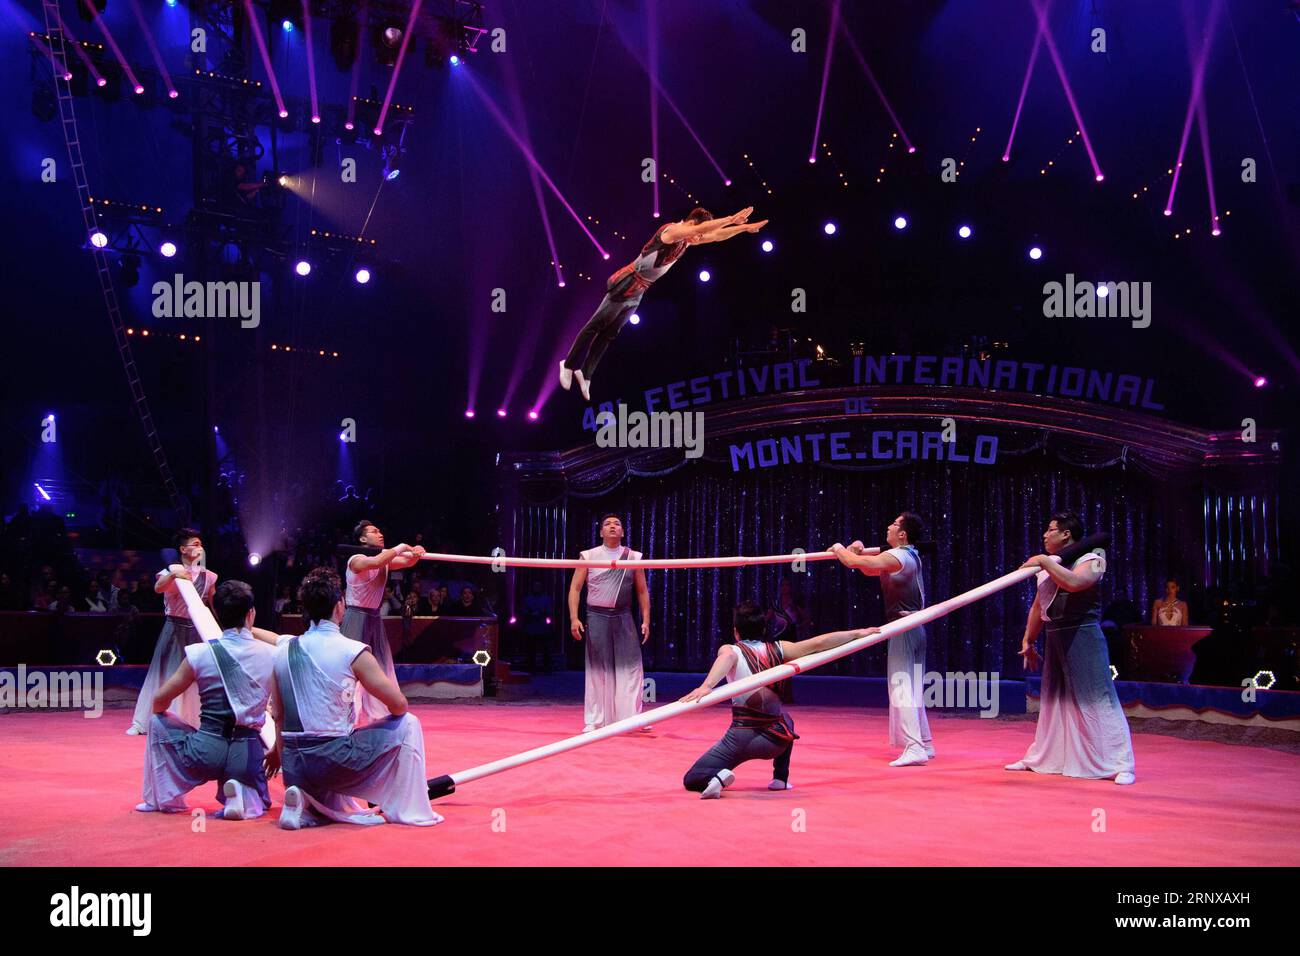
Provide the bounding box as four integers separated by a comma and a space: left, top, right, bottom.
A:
41, 1, 189, 524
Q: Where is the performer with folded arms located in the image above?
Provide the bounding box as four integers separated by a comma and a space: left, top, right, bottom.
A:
1007, 511, 1136, 785
830, 511, 935, 766
679, 600, 876, 798
558, 206, 768, 400
136, 579, 278, 819
127, 528, 217, 735
342, 519, 425, 722
269, 567, 442, 829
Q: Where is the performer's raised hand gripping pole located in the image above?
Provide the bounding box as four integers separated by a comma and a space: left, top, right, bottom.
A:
425, 532, 1111, 799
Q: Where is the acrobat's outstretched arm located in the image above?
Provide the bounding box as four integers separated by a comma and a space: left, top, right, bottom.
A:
696, 219, 769, 243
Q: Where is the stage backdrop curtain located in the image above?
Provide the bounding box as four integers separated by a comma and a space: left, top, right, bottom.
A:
540, 455, 1195, 677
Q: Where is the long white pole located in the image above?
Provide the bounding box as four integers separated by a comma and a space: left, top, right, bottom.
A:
415, 550, 842, 570
427, 563, 1041, 798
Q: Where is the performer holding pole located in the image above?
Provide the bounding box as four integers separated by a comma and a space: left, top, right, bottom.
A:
127, 528, 217, 735
270, 567, 442, 828
568, 514, 651, 733
679, 600, 877, 798
136, 580, 276, 819
1007, 512, 1136, 784
557, 206, 768, 400
830, 512, 935, 766
341, 520, 424, 723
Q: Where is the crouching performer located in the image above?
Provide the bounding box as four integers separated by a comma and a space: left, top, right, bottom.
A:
679, 600, 876, 798
136, 579, 276, 820
269, 567, 443, 829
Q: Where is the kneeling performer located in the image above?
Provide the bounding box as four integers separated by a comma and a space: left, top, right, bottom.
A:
679, 600, 875, 798
136, 579, 276, 819
270, 567, 442, 828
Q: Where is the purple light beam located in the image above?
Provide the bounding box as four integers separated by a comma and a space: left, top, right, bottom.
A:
1003, 12, 1046, 161
374, 0, 422, 136
808, 0, 841, 163
647, 0, 660, 218
242, 1, 288, 117
127, 0, 176, 96
1166, 0, 1223, 217
1029, 0, 1104, 181
464, 71, 610, 259
839, 22, 916, 153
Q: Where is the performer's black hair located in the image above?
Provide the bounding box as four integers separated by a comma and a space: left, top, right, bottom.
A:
686, 206, 713, 223
353, 518, 378, 542
897, 511, 924, 545
175, 527, 202, 547
732, 600, 767, 641
298, 566, 343, 624
1049, 510, 1084, 543
598, 513, 622, 528
213, 580, 255, 630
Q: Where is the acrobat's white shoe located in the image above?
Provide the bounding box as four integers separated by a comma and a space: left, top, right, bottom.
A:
558, 361, 574, 391
574, 370, 591, 401
700, 769, 735, 799
1004, 760, 1029, 771
1113, 772, 1136, 785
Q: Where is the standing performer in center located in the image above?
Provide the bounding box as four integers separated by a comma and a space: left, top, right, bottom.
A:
568, 514, 651, 732
831, 512, 935, 767
342, 520, 424, 723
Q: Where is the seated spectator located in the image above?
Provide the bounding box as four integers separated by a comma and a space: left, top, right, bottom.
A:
1152, 578, 1190, 626
48, 584, 75, 613
274, 584, 293, 614
456, 586, 482, 616
381, 584, 403, 617
427, 587, 446, 616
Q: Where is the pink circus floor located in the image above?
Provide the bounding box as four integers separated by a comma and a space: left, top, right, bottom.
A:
2, 702, 1297, 867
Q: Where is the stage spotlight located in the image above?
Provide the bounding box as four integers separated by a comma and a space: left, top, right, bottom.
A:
96, 77, 107, 88
528, 410, 539, 421
893, 216, 908, 230
449, 55, 461, 66
465, 409, 475, 418
294, 260, 312, 276
698, 269, 711, 283
355, 268, 371, 284
282, 20, 294, 33
166, 0, 177, 6
278, 174, 290, 187
278, 109, 289, 119
248, 552, 262, 567
1028, 246, 1043, 261
497, 409, 507, 418
1095, 174, 1105, 182
159, 241, 177, 258
117, 254, 140, 288
383, 26, 403, 45
761, 239, 774, 252
628, 313, 641, 325
133, 84, 144, 95
1097, 284, 1109, 298
1253, 376, 1267, 388
907, 146, 916, 154
957, 225, 972, 239
823, 222, 837, 235
1163, 209, 1172, 217
35, 483, 51, 501
90, 230, 108, 248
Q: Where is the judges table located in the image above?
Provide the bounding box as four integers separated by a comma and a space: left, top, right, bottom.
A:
1123, 625, 1213, 683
